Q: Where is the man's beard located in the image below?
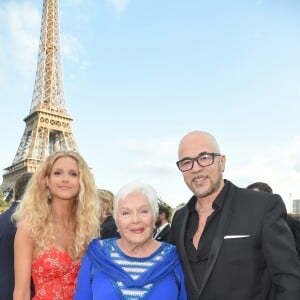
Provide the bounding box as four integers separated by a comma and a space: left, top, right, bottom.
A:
195, 174, 223, 198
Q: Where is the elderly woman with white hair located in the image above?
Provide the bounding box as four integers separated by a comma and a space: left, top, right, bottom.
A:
74, 181, 187, 300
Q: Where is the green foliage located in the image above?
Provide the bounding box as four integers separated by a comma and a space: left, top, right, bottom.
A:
158, 197, 172, 210
0, 192, 10, 213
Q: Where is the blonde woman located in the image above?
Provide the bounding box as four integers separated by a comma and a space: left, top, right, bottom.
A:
98, 189, 120, 239
13, 151, 100, 300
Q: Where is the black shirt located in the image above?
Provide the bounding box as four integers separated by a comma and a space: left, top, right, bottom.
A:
185, 180, 229, 288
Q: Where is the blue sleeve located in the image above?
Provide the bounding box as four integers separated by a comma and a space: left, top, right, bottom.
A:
74, 254, 93, 300
175, 262, 187, 300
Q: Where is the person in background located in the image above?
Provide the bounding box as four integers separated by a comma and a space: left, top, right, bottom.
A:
170, 130, 300, 300
246, 182, 272, 193
74, 181, 187, 300
0, 172, 33, 300
247, 181, 300, 259
98, 189, 120, 239
153, 205, 171, 242
13, 151, 100, 300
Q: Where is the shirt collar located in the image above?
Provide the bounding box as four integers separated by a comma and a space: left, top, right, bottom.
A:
157, 222, 169, 232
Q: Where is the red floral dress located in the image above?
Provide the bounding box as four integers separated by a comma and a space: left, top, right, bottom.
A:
32, 248, 80, 300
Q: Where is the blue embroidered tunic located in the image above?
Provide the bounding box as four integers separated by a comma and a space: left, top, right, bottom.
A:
74, 238, 187, 300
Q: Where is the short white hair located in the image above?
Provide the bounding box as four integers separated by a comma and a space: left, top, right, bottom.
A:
113, 181, 159, 226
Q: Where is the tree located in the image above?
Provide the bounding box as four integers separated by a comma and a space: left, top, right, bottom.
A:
0, 191, 10, 213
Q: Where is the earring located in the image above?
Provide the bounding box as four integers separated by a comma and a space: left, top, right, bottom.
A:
46, 187, 52, 202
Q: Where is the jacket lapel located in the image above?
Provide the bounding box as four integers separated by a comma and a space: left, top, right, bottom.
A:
157, 224, 169, 239
178, 207, 200, 293
198, 183, 236, 297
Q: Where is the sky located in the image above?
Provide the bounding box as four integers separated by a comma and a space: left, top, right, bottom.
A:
1, 0, 300, 212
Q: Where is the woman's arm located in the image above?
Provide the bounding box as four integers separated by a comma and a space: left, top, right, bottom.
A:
74, 254, 93, 300
13, 222, 34, 300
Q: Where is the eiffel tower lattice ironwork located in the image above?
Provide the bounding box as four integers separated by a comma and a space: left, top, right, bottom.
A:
1, 0, 78, 197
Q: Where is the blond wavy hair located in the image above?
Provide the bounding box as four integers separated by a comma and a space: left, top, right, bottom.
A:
13, 151, 100, 261
98, 189, 114, 216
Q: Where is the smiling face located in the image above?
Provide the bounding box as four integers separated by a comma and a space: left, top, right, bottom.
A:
46, 156, 80, 202
116, 192, 154, 247
178, 131, 226, 200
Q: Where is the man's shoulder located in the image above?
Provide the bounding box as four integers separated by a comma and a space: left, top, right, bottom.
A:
287, 215, 300, 228
175, 204, 188, 214
225, 181, 285, 213
229, 181, 280, 201
0, 206, 14, 221
172, 205, 189, 224
161, 223, 171, 231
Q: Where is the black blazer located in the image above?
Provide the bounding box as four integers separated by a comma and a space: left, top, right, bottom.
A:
170, 181, 300, 300
0, 201, 19, 300
154, 224, 171, 242
287, 214, 300, 259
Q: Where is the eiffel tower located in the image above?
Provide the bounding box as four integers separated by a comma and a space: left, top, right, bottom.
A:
1, 0, 78, 198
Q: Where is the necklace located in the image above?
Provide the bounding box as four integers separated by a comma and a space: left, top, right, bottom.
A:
196, 201, 213, 214
198, 207, 213, 214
